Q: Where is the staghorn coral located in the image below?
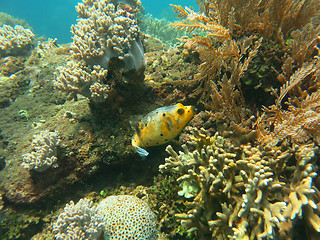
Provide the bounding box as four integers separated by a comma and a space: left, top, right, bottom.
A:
52, 195, 158, 240
21, 130, 60, 172
159, 128, 320, 239
54, 0, 145, 102
0, 24, 35, 57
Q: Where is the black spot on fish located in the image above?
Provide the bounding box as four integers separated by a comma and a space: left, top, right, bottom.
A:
149, 139, 152, 141
166, 117, 173, 130
160, 133, 163, 136
162, 113, 166, 117
177, 108, 184, 115
165, 139, 168, 141
135, 125, 141, 136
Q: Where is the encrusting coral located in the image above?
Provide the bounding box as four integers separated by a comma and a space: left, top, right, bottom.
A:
52, 195, 158, 240
21, 130, 60, 172
160, 128, 320, 239
54, 0, 145, 102
0, 24, 35, 57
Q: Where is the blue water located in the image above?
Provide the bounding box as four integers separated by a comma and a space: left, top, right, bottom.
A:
142, 0, 198, 21
0, 0, 197, 44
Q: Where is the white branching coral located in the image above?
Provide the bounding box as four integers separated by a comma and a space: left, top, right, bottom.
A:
71, 0, 144, 71
160, 128, 320, 239
54, 60, 110, 101
0, 24, 35, 56
54, 0, 144, 102
21, 130, 60, 172
52, 195, 158, 240
52, 198, 105, 240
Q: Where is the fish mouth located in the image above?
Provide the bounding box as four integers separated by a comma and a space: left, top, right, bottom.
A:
191, 105, 197, 113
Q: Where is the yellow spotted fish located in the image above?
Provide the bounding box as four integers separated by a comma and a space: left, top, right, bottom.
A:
132, 103, 196, 158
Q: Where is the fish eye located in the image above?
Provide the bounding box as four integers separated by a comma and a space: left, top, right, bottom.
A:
177, 108, 184, 115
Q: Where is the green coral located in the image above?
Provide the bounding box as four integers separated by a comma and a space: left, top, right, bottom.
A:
0, 12, 31, 30
139, 13, 189, 46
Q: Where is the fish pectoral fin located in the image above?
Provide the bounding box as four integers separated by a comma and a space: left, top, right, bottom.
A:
136, 146, 149, 159
166, 117, 173, 131
133, 144, 149, 159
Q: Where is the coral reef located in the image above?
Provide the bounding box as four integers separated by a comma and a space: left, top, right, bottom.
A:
160, 128, 320, 239
144, 46, 197, 104
170, 4, 262, 113
202, 0, 320, 45
53, 195, 158, 239
257, 39, 320, 146
54, 0, 145, 102
54, 60, 110, 101
0, 12, 31, 29
98, 195, 158, 239
139, 13, 187, 46
70, 0, 144, 70
21, 130, 60, 172
2, 0, 320, 239
0, 24, 35, 57
52, 198, 105, 239
169, 0, 320, 141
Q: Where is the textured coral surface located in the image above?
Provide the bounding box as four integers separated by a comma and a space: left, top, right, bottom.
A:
0, 0, 320, 239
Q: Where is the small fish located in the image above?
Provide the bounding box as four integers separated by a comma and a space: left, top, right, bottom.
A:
132, 103, 196, 158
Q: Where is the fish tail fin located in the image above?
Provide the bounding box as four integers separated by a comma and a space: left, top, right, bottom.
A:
134, 145, 149, 159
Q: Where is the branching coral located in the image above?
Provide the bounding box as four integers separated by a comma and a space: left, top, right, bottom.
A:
169, 3, 262, 128
70, 0, 144, 71
257, 42, 320, 146
54, 0, 145, 102
52, 198, 105, 239
195, 0, 320, 45
169, 0, 320, 139
21, 130, 60, 172
160, 128, 320, 239
54, 60, 110, 101
52, 195, 158, 240
0, 24, 35, 57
